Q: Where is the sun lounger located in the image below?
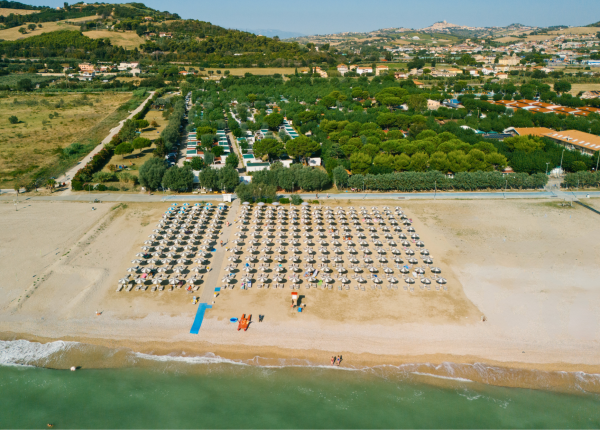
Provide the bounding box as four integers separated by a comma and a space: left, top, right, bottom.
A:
116, 285, 124, 292
151, 286, 157, 292
159, 286, 165, 291
328, 285, 333, 290
443, 285, 447, 291
360, 285, 365, 291
345, 285, 349, 291
337, 285, 342, 291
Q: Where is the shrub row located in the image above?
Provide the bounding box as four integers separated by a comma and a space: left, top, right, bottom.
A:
161, 98, 186, 152
562, 171, 600, 188
347, 171, 548, 192
132, 88, 166, 121
71, 147, 113, 190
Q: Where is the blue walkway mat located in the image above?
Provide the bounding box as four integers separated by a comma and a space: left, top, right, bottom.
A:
190, 303, 213, 334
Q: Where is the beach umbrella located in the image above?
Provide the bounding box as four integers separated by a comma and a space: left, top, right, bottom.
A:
416, 241, 425, 247
408, 258, 418, 265
420, 249, 430, 256
118, 277, 129, 284
404, 277, 415, 284
222, 277, 234, 284
431, 267, 442, 274
274, 275, 285, 283
436, 278, 447, 284
368, 266, 378, 273
423, 257, 433, 265
274, 255, 285, 262
394, 258, 404, 265
387, 276, 398, 284
291, 256, 300, 263
336, 266, 347, 273
414, 267, 426, 275
371, 277, 382, 284
383, 267, 393, 274
411, 234, 419, 240
378, 257, 387, 263
405, 249, 415, 256
421, 278, 431, 285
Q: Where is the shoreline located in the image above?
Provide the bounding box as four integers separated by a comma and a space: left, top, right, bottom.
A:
3, 330, 600, 394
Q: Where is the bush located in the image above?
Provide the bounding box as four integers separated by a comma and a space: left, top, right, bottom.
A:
95, 184, 107, 191
279, 197, 290, 204
8, 115, 18, 124
107, 186, 119, 191
291, 195, 303, 205
139, 158, 167, 190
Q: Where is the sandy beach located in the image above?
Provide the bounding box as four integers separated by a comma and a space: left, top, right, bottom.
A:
1, 197, 600, 388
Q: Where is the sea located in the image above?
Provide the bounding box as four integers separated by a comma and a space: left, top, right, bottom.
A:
1, 339, 600, 428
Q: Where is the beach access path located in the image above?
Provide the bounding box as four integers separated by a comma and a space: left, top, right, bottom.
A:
55, 91, 155, 188
198, 200, 240, 305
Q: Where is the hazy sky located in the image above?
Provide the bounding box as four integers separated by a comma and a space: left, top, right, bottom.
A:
31, 0, 600, 35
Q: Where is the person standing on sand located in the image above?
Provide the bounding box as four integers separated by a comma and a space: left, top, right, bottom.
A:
331, 356, 335, 365
335, 355, 341, 366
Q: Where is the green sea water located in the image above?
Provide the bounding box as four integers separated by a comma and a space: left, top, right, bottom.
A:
1, 340, 600, 428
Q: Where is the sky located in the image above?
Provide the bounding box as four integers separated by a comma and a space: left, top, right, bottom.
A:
29, 0, 600, 35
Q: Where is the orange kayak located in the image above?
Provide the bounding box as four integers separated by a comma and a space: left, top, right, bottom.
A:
237, 314, 251, 331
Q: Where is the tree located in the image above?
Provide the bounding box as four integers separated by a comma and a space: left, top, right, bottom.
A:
8, 116, 18, 124
225, 152, 239, 169
504, 136, 545, 153
190, 157, 204, 170
27, 23, 36, 31
132, 137, 151, 154
211, 146, 224, 158
114, 142, 134, 158
153, 138, 167, 158
199, 166, 219, 190
136, 119, 149, 130
17, 79, 33, 92
139, 158, 167, 190
120, 119, 138, 142
350, 152, 372, 174
285, 136, 320, 163
162, 165, 194, 192
18, 27, 26, 34
247, 94, 257, 106
235, 183, 253, 202
150, 119, 159, 128
217, 166, 240, 192
46, 178, 56, 193
554, 80, 572, 94
332, 165, 349, 188
264, 113, 283, 130
254, 138, 283, 161
408, 152, 429, 172
407, 94, 427, 112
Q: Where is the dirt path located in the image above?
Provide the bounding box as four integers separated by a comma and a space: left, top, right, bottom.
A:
56, 91, 155, 189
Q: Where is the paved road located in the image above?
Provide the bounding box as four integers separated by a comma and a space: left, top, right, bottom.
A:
55, 91, 155, 186
3, 190, 600, 203
226, 131, 244, 170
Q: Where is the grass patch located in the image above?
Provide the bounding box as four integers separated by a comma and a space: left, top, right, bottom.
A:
0, 92, 137, 187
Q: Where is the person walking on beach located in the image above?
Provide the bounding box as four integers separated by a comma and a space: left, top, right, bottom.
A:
335, 355, 342, 366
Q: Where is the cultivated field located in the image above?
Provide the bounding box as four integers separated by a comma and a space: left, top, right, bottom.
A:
0, 92, 132, 187
0, 20, 81, 40
85, 29, 145, 48
0, 8, 39, 16
194, 67, 298, 76
569, 83, 600, 96
549, 26, 600, 35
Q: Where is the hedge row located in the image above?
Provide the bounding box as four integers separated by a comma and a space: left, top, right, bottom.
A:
161, 98, 186, 152
71, 147, 113, 190
347, 171, 548, 192
132, 88, 166, 121
562, 171, 600, 188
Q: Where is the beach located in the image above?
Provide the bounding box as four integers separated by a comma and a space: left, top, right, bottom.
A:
1, 198, 600, 391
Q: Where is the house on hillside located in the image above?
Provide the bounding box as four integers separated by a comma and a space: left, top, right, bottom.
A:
337, 64, 349, 76
356, 66, 372, 75
78, 63, 95, 73
375, 65, 389, 76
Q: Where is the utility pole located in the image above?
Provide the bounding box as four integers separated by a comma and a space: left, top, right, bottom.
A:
434, 180, 437, 200
546, 162, 550, 175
